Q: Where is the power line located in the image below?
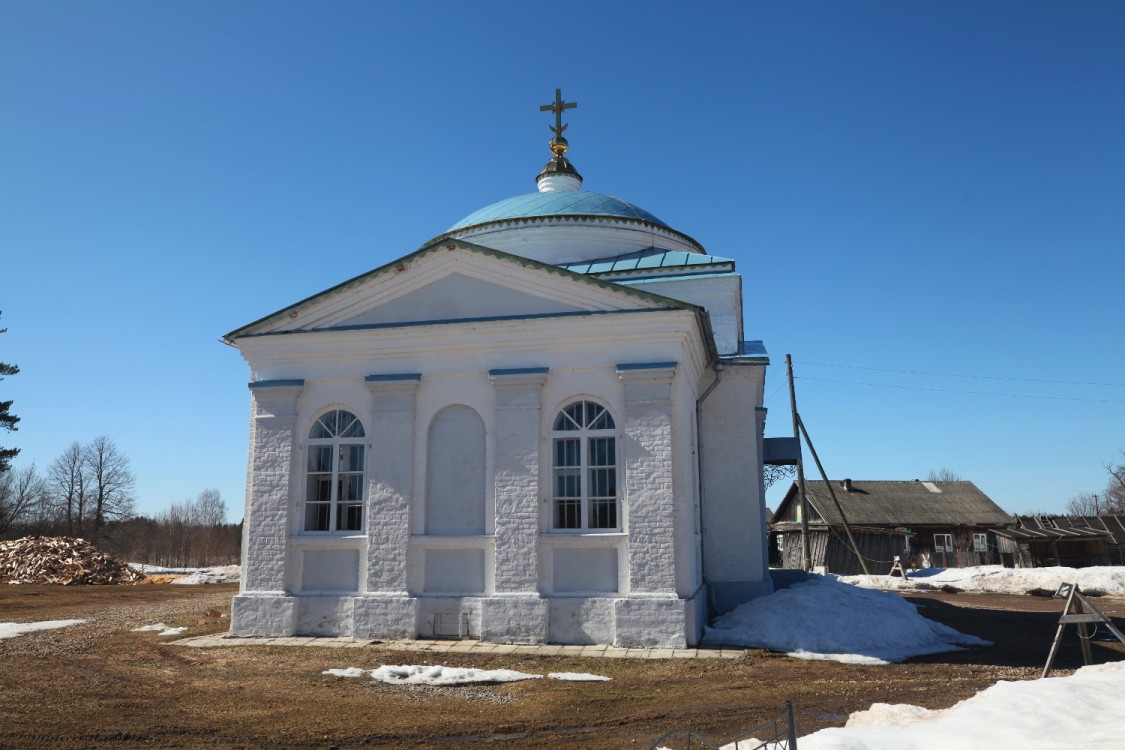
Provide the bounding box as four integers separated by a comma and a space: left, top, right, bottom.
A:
796, 361, 1125, 389
795, 376, 1125, 404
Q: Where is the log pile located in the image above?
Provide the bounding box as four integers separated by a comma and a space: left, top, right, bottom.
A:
0, 536, 146, 585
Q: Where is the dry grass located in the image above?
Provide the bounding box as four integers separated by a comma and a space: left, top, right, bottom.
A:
1, 584, 1123, 749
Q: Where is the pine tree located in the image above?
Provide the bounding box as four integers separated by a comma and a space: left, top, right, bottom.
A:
0, 311, 19, 474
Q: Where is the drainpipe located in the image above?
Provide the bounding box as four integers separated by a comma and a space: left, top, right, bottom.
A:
696, 364, 724, 608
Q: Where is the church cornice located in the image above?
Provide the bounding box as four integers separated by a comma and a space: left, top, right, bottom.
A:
432, 213, 706, 255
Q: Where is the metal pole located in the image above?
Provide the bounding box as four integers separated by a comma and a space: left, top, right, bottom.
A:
797, 414, 872, 576
786, 700, 798, 749
786, 355, 812, 572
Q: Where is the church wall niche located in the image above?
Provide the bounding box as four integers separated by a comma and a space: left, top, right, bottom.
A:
422, 548, 486, 594
300, 549, 361, 592
424, 405, 487, 535
551, 547, 618, 593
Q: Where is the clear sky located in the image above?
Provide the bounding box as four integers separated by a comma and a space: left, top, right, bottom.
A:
2, 1, 1123, 521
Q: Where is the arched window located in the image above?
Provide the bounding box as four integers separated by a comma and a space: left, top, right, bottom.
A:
305, 409, 365, 532
551, 400, 618, 531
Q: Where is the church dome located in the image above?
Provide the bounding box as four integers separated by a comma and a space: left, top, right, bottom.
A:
431, 89, 706, 266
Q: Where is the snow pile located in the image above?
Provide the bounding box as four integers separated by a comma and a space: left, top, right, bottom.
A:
128, 564, 241, 584
837, 565, 1125, 597
131, 623, 187, 636
0, 619, 87, 640
704, 575, 989, 664
324, 665, 611, 685
793, 661, 1125, 749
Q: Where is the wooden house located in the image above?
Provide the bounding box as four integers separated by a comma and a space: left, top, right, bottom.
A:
769, 479, 1013, 575
992, 515, 1120, 568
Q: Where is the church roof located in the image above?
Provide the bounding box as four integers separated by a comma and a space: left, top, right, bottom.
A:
445, 191, 670, 233
559, 247, 735, 277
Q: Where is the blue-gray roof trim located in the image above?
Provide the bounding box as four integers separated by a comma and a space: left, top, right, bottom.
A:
488, 367, 549, 377
248, 379, 305, 389
365, 373, 422, 382
616, 361, 677, 371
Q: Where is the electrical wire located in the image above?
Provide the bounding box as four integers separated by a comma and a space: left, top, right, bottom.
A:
795, 361, 1125, 389
794, 376, 1125, 404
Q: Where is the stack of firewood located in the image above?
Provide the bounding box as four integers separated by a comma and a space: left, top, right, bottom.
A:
0, 536, 146, 585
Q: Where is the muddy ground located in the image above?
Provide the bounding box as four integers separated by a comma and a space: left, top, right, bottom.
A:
1, 584, 1123, 749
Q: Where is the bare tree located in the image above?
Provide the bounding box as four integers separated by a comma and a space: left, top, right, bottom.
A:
47, 441, 88, 536
1065, 492, 1101, 516
1104, 452, 1125, 514
927, 468, 963, 482
84, 436, 135, 543
0, 312, 19, 474
0, 463, 44, 536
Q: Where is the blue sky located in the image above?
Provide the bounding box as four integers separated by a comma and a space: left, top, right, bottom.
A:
2, 2, 1123, 520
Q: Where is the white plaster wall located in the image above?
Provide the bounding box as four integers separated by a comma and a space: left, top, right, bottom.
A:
295, 595, 355, 636
699, 364, 772, 613
619, 275, 743, 355
234, 292, 726, 646
548, 598, 616, 644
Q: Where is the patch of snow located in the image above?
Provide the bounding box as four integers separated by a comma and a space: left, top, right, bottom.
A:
546, 672, 612, 681
323, 665, 612, 685
131, 623, 187, 636
128, 564, 241, 584
794, 661, 1125, 749
0, 619, 87, 640
837, 565, 1125, 598
704, 575, 988, 664
371, 665, 541, 685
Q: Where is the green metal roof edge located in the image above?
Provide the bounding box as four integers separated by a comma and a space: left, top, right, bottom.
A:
222, 237, 701, 344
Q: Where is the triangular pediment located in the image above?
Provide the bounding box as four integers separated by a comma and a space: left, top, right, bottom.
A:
225, 239, 697, 342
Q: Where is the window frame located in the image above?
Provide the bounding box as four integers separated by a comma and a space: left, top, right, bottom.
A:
933, 533, 953, 552
549, 400, 621, 533
302, 409, 367, 535
972, 533, 988, 553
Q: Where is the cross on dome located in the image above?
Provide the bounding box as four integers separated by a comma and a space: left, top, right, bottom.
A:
539, 88, 577, 148
536, 87, 583, 192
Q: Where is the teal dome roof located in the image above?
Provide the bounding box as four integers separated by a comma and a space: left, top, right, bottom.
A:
446, 191, 670, 233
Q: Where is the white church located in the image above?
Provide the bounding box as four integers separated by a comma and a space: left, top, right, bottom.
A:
225, 91, 774, 648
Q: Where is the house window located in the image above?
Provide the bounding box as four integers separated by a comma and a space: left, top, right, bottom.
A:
933, 533, 953, 552
304, 410, 365, 532
973, 533, 988, 553
551, 400, 618, 531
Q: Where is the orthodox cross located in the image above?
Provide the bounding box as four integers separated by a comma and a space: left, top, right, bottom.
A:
540, 88, 577, 137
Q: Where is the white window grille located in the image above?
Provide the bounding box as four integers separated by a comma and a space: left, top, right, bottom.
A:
973, 533, 988, 553
933, 533, 953, 552
304, 409, 365, 532
551, 400, 619, 531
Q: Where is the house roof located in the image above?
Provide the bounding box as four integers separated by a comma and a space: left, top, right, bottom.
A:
773, 480, 1013, 528
999, 512, 1120, 541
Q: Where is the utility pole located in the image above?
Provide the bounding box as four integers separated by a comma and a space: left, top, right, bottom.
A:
786, 354, 812, 572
